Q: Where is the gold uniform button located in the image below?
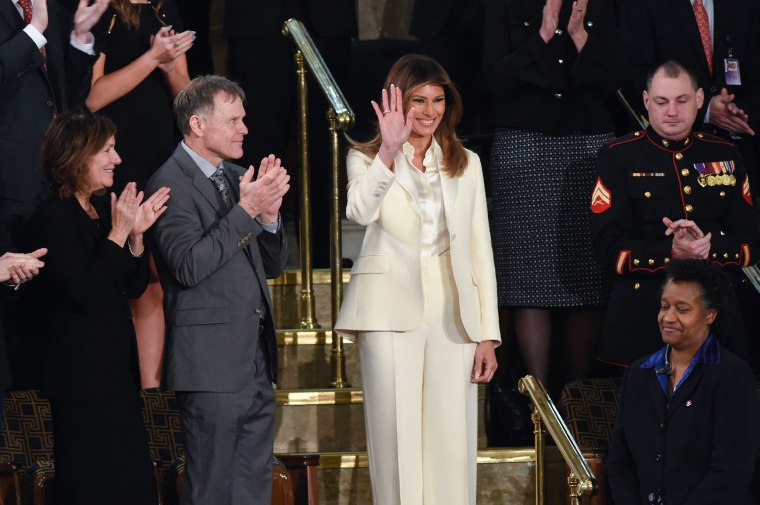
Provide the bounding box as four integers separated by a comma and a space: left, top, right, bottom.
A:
685, 204, 693, 212
681, 168, 690, 176
723, 253, 729, 259
634, 131, 641, 137
644, 191, 652, 198
719, 191, 726, 197
634, 283, 641, 290
633, 259, 640, 265
735, 253, 740, 258
648, 259, 655, 265
675, 152, 683, 161
712, 252, 717, 258
683, 186, 692, 194
696, 133, 704, 138
664, 258, 670, 263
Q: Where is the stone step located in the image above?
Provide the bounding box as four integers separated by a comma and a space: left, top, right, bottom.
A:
276, 330, 361, 389
315, 447, 571, 505
274, 388, 489, 454
269, 270, 348, 330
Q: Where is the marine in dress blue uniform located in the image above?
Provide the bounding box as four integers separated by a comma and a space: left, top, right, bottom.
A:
592, 126, 758, 364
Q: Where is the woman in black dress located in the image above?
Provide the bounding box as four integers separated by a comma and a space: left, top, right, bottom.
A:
87, 0, 192, 387
31, 111, 170, 505
482, 0, 619, 389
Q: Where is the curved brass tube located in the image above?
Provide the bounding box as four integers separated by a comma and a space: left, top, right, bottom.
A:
518, 375, 596, 503
282, 19, 355, 132
616, 88, 650, 130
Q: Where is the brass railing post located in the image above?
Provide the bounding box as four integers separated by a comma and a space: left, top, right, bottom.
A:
519, 375, 596, 505
283, 18, 355, 387
532, 407, 545, 505
568, 474, 582, 505
327, 107, 347, 388
294, 49, 320, 330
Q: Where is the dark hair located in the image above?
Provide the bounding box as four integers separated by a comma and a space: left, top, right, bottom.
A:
41, 110, 117, 199
174, 75, 246, 136
349, 54, 468, 177
646, 59, 700, 91
109, 0, 165, 30
662, 259, 735, 339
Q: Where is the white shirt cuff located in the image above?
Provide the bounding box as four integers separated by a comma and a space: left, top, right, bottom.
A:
23, 24, 46, 49
70, 31, 96, 55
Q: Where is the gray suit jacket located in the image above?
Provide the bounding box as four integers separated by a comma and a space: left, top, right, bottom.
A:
146, 144, 287, 391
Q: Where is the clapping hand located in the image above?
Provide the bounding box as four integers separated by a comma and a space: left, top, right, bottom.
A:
663, 217, 711, 259
132, 186, 171, 236
371, 84, 414, 170
708, 89, 755, 136
239, 155, 290, 222
109, 182, 141, 246
149, 26, 194, 68
30, 0, 48, 34
539, 0, 562, 43
73, 0, 109, 44
0, 249, 47, 285
567, 0, 589, 51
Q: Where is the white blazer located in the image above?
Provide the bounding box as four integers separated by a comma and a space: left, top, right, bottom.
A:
335, 141, 501, 344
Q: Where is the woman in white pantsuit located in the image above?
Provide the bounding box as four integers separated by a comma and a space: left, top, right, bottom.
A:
335, 54, 501, 505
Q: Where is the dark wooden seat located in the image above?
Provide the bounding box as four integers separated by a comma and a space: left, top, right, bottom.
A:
1, 390, 319, 505
559, 377, 623, 505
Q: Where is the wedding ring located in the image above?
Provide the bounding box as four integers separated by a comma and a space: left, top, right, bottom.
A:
383, 109, 391, 114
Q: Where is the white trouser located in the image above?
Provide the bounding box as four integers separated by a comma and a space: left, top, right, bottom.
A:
358, 255, 478, 505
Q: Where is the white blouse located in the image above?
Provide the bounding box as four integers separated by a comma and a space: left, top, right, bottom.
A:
402, 140, 450, 258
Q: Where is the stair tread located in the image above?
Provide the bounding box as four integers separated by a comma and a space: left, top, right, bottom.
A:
285, 447, 540, 468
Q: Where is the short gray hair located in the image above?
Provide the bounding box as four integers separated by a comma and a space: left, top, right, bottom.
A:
174, 75, 246, 135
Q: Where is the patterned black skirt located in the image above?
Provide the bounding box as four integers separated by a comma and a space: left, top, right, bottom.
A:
488, 128, 614, 308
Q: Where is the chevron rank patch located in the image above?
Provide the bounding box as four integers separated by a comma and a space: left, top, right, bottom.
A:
743, 175, 753, 205
591, 177, 612, 213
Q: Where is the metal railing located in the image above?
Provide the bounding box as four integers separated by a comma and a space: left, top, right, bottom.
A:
616, 88, 649, 130
282, 18, 355, 388
518, 375, 596, 505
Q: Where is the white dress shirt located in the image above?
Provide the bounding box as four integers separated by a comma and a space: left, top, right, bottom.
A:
402, 139, 450, 258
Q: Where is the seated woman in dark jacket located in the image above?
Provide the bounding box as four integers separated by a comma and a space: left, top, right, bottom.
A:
607, 259, 760, 505
31, 110, 170, 505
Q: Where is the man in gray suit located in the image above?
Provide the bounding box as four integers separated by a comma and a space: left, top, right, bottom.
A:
146, 75, 290, 505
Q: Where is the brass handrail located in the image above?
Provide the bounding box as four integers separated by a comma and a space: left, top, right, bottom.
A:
282, 18, 355, 388
518, 375, 596, 505
282, 19, 355, 131
616, 88, 649, 130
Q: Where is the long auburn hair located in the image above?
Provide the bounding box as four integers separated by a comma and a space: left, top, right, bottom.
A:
110, 0, 165, 30
349, 54, 468, 177
41, 110, 117, 199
